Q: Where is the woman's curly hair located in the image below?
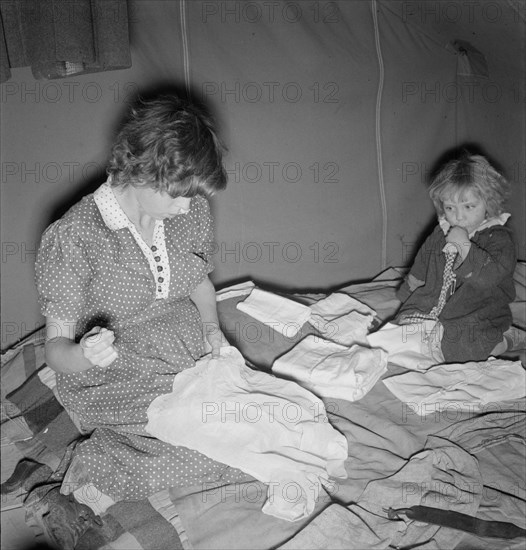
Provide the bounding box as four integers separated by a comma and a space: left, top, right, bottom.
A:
107, 95, 227, 197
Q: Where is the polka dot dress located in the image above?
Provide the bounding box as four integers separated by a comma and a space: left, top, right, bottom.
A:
35, 182, 249, 501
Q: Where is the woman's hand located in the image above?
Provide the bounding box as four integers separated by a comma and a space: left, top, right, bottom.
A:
80, 326, 119, 368
190, 276, 229, 359
202, 322, 228, 358
45, 318, 118, 374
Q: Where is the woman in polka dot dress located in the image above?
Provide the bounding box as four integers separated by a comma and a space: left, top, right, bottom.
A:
35, 95, 249, 506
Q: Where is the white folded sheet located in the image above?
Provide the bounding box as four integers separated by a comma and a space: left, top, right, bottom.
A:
366, 321, 444, 370
308, 293, 375, 346
236, 288, 312, 337
273, 335, 388, 402
216, 280, 255, 302
383, 357, 526, 415
309, 292, 375, 318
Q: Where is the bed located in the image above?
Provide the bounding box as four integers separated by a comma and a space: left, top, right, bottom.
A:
2, 265, 525, 550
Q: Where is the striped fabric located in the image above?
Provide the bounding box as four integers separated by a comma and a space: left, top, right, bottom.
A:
404, 247, 457, 323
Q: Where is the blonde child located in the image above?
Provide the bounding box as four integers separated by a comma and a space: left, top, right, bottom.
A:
394, 152, 517, 363
368, 152, 519, 366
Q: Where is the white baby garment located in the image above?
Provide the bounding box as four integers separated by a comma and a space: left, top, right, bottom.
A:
146, 346, 348, 522
236, 288, 312, 337
367, 321, 444, 370
308, 293, 375, 346
272, 335, 388, 402
383, 357, 526, 416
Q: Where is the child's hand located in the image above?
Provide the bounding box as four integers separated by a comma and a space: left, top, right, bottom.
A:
446, 226, 471, 259
80, 326, 118, 368
446, 226, 468, 245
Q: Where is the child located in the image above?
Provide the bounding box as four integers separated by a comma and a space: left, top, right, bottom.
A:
392, 152, 517, 363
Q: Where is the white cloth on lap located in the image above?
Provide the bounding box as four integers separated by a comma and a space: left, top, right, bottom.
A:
236, 288, 312, 337
272, 335, 388, 402
383, 357, 526, 416
146, 346, 348, 522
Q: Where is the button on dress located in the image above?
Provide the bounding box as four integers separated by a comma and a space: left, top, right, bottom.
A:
35, 183, 248, 501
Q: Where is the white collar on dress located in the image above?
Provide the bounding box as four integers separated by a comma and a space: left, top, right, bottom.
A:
438, 212, 511, 238
93, 181, 172, 299
93, 181, 134, 231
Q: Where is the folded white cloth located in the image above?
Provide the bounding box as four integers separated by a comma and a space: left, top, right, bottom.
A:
216, 280, 256, 302
308, 293, 375, 346
273, 335, 388, 402
309, 293, 375, 318
146, 346, 348, 522
37, 365, 57, 392
367, 321, 444, 370
313, 310, 373, 346
236, 288, 312, 337
383, 357, 526, 416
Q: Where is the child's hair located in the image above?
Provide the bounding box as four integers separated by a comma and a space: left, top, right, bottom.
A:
429, 152, 510, 218
107, 95, 227, 197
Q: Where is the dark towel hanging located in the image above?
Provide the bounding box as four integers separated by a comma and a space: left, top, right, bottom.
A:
0, 0, 131, 82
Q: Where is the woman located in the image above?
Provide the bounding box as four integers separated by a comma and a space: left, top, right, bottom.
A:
34, 95, 248, 541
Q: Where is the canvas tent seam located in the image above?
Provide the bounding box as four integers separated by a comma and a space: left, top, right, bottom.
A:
372, 0, 388, 270
179, 0, 191, 97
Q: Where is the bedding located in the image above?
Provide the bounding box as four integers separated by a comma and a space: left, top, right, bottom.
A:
1, 264, 525, 549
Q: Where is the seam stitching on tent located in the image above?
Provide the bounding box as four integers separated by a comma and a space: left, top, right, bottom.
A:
372, 0, 388, 271
180, 0, 191, 97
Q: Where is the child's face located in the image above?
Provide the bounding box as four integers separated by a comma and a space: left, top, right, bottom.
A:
443, 189, 487, 234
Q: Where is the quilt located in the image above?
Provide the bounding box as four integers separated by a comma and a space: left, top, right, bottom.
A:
2, 265, 525, 549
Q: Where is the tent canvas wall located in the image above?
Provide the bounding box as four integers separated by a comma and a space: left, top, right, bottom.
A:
1, 0, 525, 350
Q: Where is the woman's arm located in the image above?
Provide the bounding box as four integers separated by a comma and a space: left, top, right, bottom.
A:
45, 317, 118, 374
190, 276, 226, 357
